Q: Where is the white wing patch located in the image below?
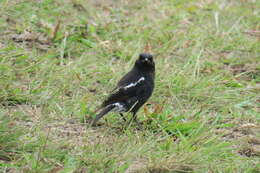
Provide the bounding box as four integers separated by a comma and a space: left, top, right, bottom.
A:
124, 77, 145, 90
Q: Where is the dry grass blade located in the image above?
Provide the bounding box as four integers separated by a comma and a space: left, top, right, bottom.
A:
243, 30, 260, 37
51, 20, 61, 41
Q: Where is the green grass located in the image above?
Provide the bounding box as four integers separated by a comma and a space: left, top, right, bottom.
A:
0, 0, 259, 172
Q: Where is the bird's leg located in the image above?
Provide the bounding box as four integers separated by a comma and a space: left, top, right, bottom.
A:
128, 113, 138, 125
128, 113, 143, 129
120, 113, 127, 121
133, 113, 138, 122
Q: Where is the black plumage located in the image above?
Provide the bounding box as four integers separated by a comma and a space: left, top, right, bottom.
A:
92, 53, 155, 126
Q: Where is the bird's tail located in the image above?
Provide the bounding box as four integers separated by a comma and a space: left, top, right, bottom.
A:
92, 105, 115, 126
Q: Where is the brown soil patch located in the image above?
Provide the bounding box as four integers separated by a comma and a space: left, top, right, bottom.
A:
216, 122, 260, 157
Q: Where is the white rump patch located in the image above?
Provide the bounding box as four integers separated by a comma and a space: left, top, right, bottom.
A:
124, 77, 145, 89
112, 102, 126, 112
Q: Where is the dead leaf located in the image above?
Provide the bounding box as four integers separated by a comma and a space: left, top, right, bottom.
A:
238, 146, 260, 157
144, 42, 152, 53
248, 136, 260, 145
152, 100, 166, 114
49, 166, 63, 173
12, 30, 50, 44
143, 105, 150, 117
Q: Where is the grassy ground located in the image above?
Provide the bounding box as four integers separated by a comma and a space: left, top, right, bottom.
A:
0, 0, 260, 172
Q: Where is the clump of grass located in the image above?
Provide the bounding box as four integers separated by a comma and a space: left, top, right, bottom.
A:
143, 108, 202, 137
0, 114, 24, 162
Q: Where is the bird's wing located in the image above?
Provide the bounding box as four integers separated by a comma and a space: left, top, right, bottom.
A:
110, 69, 139, 93
101, 76, 147, 107
117, 68, 141, 87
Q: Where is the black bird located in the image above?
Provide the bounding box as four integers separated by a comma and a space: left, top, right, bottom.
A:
92, 53, 155, 126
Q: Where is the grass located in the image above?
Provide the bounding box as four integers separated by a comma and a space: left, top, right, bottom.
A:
0, 0, 259, 172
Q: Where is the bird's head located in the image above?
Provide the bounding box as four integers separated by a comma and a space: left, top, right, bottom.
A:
135, 53, 155, 71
